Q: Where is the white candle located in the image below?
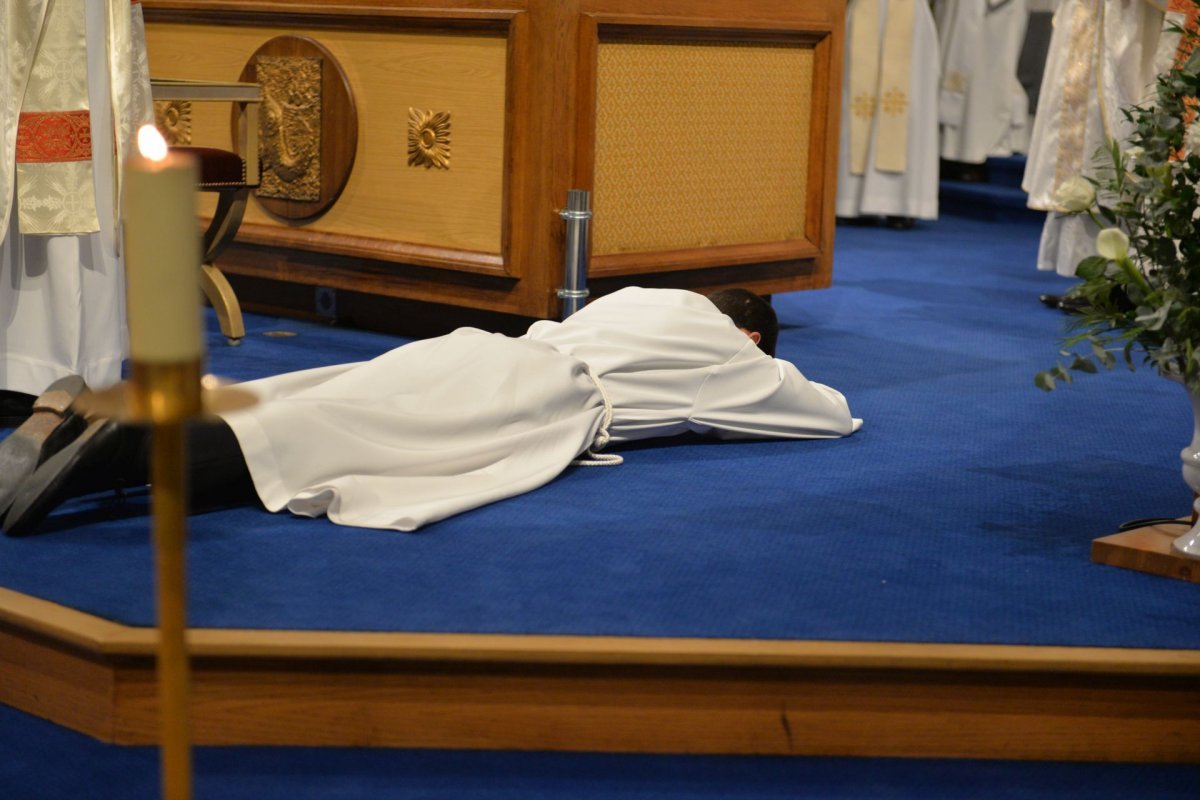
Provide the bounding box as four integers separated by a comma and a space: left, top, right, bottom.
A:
123, 125, 204, 363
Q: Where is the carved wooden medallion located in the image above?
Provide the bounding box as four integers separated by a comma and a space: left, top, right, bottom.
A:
237, 36, 357, 222
154, 100, 192, 146
408, 108, 451, 169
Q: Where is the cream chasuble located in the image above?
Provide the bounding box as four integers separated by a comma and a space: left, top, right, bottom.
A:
0, 0, 152, 393
836, 0, 940, 220
1022, 0, 1163, 275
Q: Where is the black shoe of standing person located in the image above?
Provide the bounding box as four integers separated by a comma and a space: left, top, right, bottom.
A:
2, 419, 123, 537
1039, 293, 1063, 309
1039, 293, 1089, 314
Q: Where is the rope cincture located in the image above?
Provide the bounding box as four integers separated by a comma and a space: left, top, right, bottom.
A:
571, 366, 623, 467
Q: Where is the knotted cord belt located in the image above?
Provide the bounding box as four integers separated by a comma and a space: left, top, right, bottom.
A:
571, 366, 624, 468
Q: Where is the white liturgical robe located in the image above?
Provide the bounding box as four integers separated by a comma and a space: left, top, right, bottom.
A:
1022, 0, 1162, 275
219, 288, 861, 531
836, 0, 941, 220
937, 0, 1031, 163
0, 0, 152, 393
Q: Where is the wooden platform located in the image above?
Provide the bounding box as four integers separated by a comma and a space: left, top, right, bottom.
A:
2, 587, 1199, 762
1092, 523, 1200, 584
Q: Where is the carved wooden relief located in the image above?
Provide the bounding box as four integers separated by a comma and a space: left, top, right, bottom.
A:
408, 108, 451, 169
237, 36, 357, 222
154, 100, 192, 146
256, 55, 322, 201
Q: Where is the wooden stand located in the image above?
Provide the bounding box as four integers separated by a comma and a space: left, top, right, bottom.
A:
1091, 523, 1200, 584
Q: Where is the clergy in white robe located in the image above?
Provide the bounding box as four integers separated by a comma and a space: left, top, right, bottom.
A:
836, 0, 941, 221
937, 0, 1032, 163
0, 0, 153, 394
1021, 0, 1162, 276
212, 287, 861, 532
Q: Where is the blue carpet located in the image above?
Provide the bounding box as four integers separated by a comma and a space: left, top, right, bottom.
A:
1, 213, 1198, 647
2, 705, 1197, 800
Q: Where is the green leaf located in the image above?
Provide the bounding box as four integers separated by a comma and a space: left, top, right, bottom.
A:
1051, 364, 1073, 384
1070, 355, 1099, 373
1034, 372, 1056, 391
1075, 256, 1108, 280
1091, 340, 1116, 369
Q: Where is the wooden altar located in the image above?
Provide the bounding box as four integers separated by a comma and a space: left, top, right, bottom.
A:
142, 0, 844, 322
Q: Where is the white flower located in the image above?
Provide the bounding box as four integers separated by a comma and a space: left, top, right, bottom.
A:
1054, 175, 1095, 212
1187, 123, 1200, 158
1096, 228, 1130, 261
1124, 146, 1145, 162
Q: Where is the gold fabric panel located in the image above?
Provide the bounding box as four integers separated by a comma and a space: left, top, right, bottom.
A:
594, 40, 813, 255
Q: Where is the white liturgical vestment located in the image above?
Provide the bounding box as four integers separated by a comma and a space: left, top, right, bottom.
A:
0, 0, 152, 393
937, 0, 1031, 163
836, 0, 941, 220
1022, 0, 1162, 275
219, 288, 861, 531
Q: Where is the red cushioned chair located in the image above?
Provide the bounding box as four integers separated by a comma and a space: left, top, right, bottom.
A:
149, 79, 262, 345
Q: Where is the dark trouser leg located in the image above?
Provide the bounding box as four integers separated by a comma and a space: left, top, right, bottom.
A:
184, 420, 258, 510
4, 418, 259, 536
116, 419, 258, 509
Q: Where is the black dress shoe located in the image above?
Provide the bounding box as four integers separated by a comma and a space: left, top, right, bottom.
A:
0, 391, 35, 428
0, 376, 89, 517
3, 419, 120, 537
1039, 293, 1063, 309
1039, 293, 1089, 314
1057, 295, 1090, 314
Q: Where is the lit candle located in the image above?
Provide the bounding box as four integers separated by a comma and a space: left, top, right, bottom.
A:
123, 124, 204, 363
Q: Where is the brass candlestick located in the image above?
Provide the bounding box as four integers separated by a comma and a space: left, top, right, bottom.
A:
77, 367, 254, 800
138, 359, 202, 800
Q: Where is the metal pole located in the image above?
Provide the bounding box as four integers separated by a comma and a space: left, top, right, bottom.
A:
558, 189, 592, 319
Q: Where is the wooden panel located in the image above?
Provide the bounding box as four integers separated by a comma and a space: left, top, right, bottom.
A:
0, 625, 116, 741
99, 652, 1200, 762
3, 583, 1200, 759
145, 22, 508, 256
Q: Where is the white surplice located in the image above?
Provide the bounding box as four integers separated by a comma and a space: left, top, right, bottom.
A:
219, 288, 861, 532
937, 0, 1031, 163
1021, 0, 1162, 275
835, 0, 941, 220
0, 0, 152, 393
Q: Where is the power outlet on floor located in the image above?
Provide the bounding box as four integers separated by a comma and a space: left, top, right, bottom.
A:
315, 287, 337, 319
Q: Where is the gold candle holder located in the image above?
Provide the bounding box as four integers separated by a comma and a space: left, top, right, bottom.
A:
74, 367, 256, 800
137, 359, 202, 800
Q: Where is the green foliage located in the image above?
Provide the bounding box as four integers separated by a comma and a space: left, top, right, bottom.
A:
1039, 14, 1200, 392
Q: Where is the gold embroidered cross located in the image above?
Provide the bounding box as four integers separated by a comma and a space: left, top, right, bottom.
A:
881, 88, 908, 116
852, 93, 877, 120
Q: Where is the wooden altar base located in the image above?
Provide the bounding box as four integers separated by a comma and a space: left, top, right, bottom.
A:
1091, 523, 1200, 584
3, 587, 1200, 763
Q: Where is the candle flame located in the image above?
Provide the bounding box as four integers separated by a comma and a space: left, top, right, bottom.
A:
137, 124, 169, 161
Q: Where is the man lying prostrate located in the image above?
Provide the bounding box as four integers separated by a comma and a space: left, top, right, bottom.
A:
0, 287, 862, 536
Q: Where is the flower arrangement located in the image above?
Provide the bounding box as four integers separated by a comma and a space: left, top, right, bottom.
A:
1036, 22, 1200, 392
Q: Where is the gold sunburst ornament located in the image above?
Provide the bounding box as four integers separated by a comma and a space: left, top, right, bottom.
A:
407, 108, 451, 169
154, 100, 193, 146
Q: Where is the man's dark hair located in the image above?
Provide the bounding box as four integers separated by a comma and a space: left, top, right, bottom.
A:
707, 288, 779, 357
